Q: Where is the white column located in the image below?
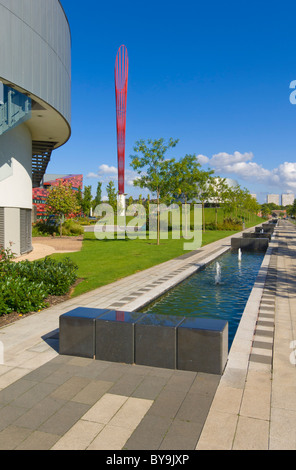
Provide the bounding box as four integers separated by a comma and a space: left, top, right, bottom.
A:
117, 194, 126, 217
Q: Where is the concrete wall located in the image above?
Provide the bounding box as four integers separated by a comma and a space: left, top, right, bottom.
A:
0, 0, 71, 255
0, 0, 71, 126
4, 207, 20, 254
0, 123, 32, 209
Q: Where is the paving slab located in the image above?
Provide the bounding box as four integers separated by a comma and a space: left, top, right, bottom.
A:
197, 220, 296, 450
0, 222, 296, 449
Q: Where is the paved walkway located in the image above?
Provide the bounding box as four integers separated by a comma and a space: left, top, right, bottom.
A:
197, 220, 296, 450
0, 222, 295, 449
15, 236, 83, 262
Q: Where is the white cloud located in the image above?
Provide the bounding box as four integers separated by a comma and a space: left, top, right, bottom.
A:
87, 164, 118, 181
87, 164, 139, 187
196, 154, 209, 165
199, 151, 296, 192
272, 162, 296, 188
98, 164, 118, 175
210, 151, 254, 168
86, 172, 98, 179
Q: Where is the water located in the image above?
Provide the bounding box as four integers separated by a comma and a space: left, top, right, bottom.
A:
215, 262, 221, 285
139, 250, 265, 348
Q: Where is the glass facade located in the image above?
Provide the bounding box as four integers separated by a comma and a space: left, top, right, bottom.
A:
0, 82, 31, 137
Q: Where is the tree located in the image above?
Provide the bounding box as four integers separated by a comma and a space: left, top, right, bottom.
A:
76, 186, 83, 214
210, 177, 229, 228
46, 182, 80, 237
130, 138, 178, 245
260, 203, 271, 218
243, 192, 260, 223
92, 182, 102, 210
82, 185, 93, 216
106, 180, 117, 212
170, 154, 202, 236
194, 170, 215, 232
287, 199, 296, 217
127, 195, 133, 208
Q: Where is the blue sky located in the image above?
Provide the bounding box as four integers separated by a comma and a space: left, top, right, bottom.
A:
49, 0, 296, 203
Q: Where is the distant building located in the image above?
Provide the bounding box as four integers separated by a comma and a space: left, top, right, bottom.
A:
267, 194, 280, 206
32, 174, 83, 221
250, 194, 257, 200
282, 193, 294, 207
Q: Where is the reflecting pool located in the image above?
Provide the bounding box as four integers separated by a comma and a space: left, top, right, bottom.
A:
139, 250, 265, 348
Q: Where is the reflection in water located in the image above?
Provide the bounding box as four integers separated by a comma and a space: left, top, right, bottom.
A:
139, 251, 264, 348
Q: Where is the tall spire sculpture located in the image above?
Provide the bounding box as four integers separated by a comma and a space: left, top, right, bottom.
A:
115, 45, 129, 214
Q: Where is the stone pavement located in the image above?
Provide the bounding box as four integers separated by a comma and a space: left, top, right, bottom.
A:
0, 222, 295, 450
14, 236, 83, 262
197, 220, 296, 450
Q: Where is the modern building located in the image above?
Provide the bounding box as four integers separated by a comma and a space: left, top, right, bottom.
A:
282, 193, 295, 207
0, 0, 71, 255
32, 174, 83, 221
267, 194, 280, 206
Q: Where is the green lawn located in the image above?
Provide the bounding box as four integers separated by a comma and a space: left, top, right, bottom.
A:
50, 229, 240, 297
47, 207, 265, 298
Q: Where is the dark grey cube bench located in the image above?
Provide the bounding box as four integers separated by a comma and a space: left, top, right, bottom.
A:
255, 226, 274, 234
243, 232, 272, 240
95, 310, 146, 364
59, 308, 229, 375
231, 237, 269, 252
177, 317, 228, 375
135, 314, 185, 369
59, 307, 111, 358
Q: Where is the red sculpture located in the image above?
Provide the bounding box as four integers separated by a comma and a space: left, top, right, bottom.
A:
115, 45, 129, 195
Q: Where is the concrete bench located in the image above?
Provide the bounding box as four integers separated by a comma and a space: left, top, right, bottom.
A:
134, 314, 185, 369
255, 226, 274, 234
231, 237, 269, 252
243, 232, 272, 240
59, 307, 112, 358
177, 317, 228, 375
59, 308, 229, 375
95, 310, 146, 364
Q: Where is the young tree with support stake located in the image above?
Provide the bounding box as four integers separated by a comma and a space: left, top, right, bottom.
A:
106, 180, 118, 213
82, 185, 93, 217
130, 138, 178, 245
170, 154, 202, 237
210, 176, 229, 228
46, 182, 80, 237
194, 169, 215, 232
92, 181, 102, 211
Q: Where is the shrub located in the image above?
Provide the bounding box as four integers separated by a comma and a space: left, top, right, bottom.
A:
0, 256, 78, 315
0, 245, 16, 262
32, 220, 57, 237
0, 276, 49, 313
221, 217, 243, 230
200, 218, 243, 231
62, 219, 84, 236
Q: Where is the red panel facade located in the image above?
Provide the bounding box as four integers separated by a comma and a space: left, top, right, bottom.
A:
32, 174, 83, 220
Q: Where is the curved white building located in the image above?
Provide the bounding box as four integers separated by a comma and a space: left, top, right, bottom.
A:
0, 0, 71, 255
